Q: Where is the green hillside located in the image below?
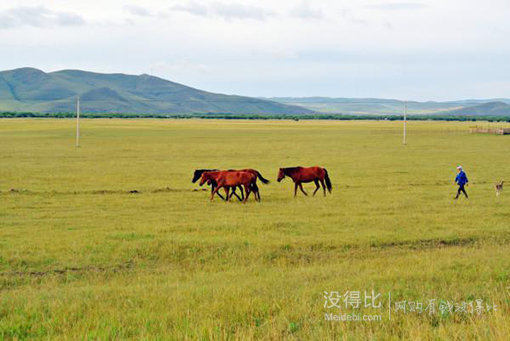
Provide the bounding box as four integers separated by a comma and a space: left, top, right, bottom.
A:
268, 97, 510, 115
0, 68, 312, 115
440, 101, 510, 116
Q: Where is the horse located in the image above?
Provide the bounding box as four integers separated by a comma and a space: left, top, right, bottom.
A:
228, 169, 269, 201
193, 168, 269, 201
192, 169, 243, 201
199, 171, 259, 203
277, 166, 332, 197
199, 170, 259, 203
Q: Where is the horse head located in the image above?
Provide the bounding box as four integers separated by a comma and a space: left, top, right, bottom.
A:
199, 172, 212, 186
193, 169, 219, 183
192, 170, 203, 183
277, 168, 285, 182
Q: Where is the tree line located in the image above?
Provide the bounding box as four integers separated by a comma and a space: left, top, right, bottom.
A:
2, 111, 510, 122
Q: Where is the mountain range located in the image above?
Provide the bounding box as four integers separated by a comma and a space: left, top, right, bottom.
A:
1, 67, 510, 116
267, 97, 510, 116
0, 68, 312, 115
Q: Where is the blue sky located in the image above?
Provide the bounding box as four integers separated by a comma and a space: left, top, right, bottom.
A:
1, 0, 509, 101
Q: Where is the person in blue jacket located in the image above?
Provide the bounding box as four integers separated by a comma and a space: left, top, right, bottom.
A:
454, 166, 468, 199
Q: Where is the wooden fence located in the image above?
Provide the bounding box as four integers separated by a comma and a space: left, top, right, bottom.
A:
470, 127, 510, 135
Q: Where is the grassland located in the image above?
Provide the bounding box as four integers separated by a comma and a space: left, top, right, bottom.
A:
1, 119, 510, 340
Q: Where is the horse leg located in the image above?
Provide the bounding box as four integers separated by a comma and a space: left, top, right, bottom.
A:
252, 182, 260, 202
320, 179, 326, 196
243, 184, 251, 203
230, 186, 241, 201
225, 187, 230, 202
299, 183, 308, 196
294, 182, 298, 197
239, 186, 245, 201
211, 185, 221, 201
213, 184, 225, 201
313, 180, 320, 196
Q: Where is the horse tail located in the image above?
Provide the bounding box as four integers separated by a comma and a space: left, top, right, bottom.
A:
256, 171, 270, 184
324, 168, 332, 193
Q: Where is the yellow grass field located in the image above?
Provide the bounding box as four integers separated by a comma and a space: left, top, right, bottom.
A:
1, 118, 510, 340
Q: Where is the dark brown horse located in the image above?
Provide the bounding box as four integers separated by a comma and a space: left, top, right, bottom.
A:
200, 170, 259, 203
277, 166, 332, 197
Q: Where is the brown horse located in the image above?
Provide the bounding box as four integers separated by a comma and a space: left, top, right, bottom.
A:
192, 169, 243, 201
227, 169, 269, 201
200, 171, 259, 203
193, 168, 269, 201
277, 166, 332, 197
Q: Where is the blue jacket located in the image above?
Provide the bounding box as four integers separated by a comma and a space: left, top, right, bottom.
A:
455, 171, 468, 186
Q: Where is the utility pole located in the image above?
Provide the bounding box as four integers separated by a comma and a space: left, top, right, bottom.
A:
76, 96, 80, 147
403, 101, 407, 145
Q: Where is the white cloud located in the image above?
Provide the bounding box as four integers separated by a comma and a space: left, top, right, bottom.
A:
0, 6, 85, 29
171, 1, 274, 21
150, 60, 209, 76
290, 1, 323, 19
1, 0, 510, 100
366, 2, 428, 11
212, 2, 275, 20
124, 5, 152, 17
171, 1, 208, 17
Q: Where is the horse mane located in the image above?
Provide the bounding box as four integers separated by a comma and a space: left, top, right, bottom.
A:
199, 170, 218, 184
196, 168, 218, 173
283, 167, 302, 175
192, 168, 219, 183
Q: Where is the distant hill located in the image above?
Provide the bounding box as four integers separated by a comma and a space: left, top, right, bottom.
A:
439, 101, 510, 116
268, 97, 510, 115
3, 68, 509, 117
0, 68, 313, 115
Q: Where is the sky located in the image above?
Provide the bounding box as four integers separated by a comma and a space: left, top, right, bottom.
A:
1, 0, 509, 101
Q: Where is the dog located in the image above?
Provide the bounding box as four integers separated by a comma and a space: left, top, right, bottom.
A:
495, 181, 504, 196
